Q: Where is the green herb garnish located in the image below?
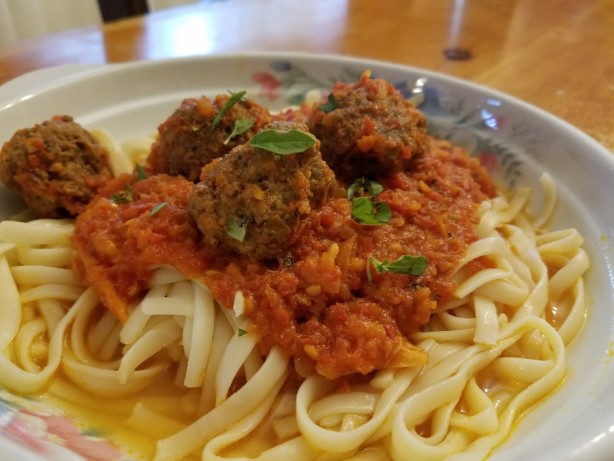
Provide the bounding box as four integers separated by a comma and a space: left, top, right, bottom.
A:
211, 90, 247, 129
366, 255, 429, 283
238, 328, 247, 337
226, 215, 247, 242
224, 118, 254, 145
347, 177, 384, 199
351, 196, 391, 225
135, 164, 148, 181
250, 129, 316, 155
149, 202, 169, 215
348, 178, 390, 225
111, 183, 133, 204
318, 93, 337, 113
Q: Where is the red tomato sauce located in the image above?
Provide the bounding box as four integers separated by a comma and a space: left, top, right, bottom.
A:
73, 173, 209, 322
73, 137, 494, 378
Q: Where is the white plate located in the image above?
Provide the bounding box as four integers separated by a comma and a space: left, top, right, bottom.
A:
0, 64, 102, 105
1, 53, 614, 461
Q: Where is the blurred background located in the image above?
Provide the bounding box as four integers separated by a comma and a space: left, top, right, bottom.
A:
0, 0, 611, 152
0, 0, 212, 45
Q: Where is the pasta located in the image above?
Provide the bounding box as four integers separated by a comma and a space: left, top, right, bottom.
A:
0, 168, 588, 460
0, 95, 589, 460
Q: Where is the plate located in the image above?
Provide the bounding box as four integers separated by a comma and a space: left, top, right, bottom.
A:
1, 53, 614, 461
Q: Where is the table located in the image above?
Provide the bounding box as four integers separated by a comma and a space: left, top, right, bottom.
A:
0, 0, 613, 151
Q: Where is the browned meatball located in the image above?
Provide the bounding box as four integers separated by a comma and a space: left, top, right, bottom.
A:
0, 115, 114, 218
189, 121, 336, 259
308, 73, 428, 182
147, 93, 272, 181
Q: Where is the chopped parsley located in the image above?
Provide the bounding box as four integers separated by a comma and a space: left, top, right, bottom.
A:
226, 215, 247, 242
250, 129, 316, 155
281, 255, 295, 267
149, 202, 169, 215
347, 177, 384, 200
111, 183, 133, 204
224, 118, 254, 145
351, 197, 391, 225
237, 328, 247, 337
135, 164, 148, 181
348, 178, 391, 225
317, 93, 337, 113
211, 90, 247, 129
366, 255, 429, 283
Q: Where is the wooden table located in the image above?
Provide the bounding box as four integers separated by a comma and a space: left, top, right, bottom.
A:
1, 0, 613, 151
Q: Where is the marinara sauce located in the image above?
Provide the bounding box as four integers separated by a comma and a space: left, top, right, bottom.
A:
73, 173, 209, 323
73, 138, 494, 379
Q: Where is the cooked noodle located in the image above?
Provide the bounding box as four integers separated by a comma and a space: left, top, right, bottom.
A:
0, 128, 588, 461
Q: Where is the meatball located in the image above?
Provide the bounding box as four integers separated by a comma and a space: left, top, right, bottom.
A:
147, 93, 272, 181
189, 121, 336, 259
0, 115, 114, 218
308, 73, 428, 182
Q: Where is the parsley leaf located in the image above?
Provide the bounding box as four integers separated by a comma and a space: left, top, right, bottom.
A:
373, 201, 391, 222
347, 177, 384, 199
250, 129, 316, 155
211, 90, 247, 129
224, 118, 254, 145
149, 202, 169, 215
135, 164, 148, 181
351, 196, 391, 225
317, 93, 337, 113
111, 183, 132, 204
366, 255, 429, 283
226, 215, 247, 242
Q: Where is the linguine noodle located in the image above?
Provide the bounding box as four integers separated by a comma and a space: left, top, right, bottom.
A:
0, 129, 588, 461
